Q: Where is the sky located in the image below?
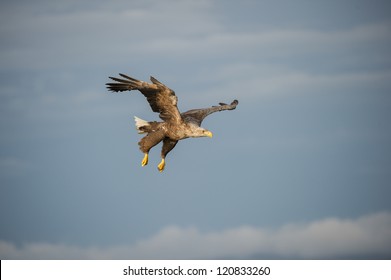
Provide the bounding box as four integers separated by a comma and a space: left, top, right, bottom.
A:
0, 0, 391, 259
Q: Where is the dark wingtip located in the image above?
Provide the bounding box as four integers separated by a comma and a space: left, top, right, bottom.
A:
119, 73, 139, 82
232, 99, 239, 105
150, 76, 166, 87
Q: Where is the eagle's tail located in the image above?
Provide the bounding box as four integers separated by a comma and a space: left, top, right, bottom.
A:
134, 116, 150, 134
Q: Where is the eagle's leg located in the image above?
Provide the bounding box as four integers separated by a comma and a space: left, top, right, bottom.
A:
158, 138, 178, 172
138, 131, 165, 168
157, 158, 165, 172
141, 153, 149, 166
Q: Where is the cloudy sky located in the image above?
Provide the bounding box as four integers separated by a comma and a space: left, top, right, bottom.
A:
1, 0, 391, 259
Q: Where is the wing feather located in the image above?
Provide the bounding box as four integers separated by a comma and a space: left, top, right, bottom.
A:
181, 100, 238, 126
106, 74, 182, 123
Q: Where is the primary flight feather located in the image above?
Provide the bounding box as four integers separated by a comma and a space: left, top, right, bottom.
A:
106, 73, 238, 172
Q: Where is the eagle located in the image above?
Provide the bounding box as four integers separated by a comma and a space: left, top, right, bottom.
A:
106, 73, 238, 172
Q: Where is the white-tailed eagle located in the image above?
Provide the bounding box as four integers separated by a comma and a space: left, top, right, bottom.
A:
106, 73, 238, 172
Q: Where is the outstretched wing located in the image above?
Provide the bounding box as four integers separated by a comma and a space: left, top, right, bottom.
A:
106, 74, 182, 123
181, 99, 239, 126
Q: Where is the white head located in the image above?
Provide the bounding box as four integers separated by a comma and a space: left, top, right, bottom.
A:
187, 123, 213, 138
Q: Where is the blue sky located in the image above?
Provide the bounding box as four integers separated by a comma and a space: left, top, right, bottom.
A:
1, 0, 391, 259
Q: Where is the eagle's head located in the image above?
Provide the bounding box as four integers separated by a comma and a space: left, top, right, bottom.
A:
187, 123, 213, 138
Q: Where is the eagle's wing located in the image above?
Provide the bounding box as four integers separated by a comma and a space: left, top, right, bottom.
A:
181, 100, 238, 126
106, 74, 182, 123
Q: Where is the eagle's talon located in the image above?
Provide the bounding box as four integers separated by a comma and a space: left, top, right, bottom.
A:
157, 159, 165, 172
141, 153, 149, 166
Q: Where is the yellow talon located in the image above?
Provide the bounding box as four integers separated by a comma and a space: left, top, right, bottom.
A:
157, 158, 165, 172
141, 153, 149, 166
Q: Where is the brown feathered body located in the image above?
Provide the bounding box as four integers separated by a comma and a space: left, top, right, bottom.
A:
135, 120, 201, 155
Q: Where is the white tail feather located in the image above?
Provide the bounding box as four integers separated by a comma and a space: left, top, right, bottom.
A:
134, 116, 149, 134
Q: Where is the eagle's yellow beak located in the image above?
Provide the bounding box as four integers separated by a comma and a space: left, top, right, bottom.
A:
205, 131, 213, 138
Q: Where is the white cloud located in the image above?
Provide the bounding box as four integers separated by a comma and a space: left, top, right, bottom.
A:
2, 0, 390, 71
0, 0, 220, 70
1, 211, 390, 259
187, 64, 391, 104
